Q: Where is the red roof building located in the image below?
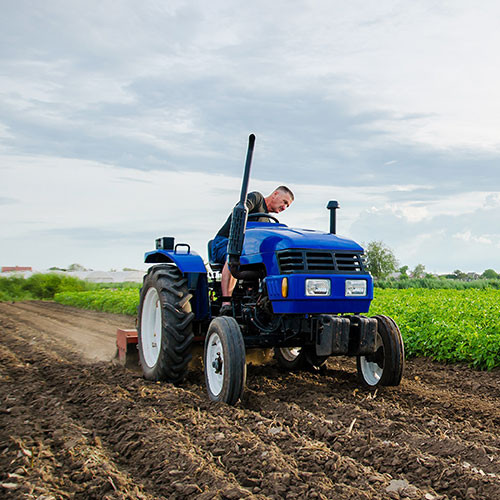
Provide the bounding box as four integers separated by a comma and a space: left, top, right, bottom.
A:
1, 266, 33, 273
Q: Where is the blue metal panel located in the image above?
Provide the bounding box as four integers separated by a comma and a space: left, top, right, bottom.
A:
272, 299, 372, 314
144, 250, 209, 320
239, 222, 365, 275
192, 273, 209, 320
265, 273, 373, 314
144, 249, 207, 274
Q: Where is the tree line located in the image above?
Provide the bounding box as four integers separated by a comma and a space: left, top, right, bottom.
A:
364, 240, 500, 282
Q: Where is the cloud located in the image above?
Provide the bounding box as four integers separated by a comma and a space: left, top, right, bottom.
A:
453, 231, 493, 245
349, 198, 500, 272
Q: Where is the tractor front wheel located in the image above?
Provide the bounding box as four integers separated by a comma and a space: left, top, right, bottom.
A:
204, 316, 246, 405
357, 315, 404, 387
137, 265, 194, 383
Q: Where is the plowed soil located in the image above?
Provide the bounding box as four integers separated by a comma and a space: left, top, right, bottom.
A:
1, 301, 499, 500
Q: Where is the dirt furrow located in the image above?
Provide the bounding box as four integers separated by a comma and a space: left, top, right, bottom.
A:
243, 363, 500, 497
8, 301, 136, 331
0, 342, 153, 499
246, 376, 472, 498
0, 320, 256, 499
0, 302, 134, 362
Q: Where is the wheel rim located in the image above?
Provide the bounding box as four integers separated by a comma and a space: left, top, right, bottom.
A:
360, 333, 385, 386
279, 347, 301, 362
141, 287, 162, 368
206, 332, 224, 396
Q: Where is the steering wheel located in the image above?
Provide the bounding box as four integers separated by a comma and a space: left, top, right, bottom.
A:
247, 212, 280, 223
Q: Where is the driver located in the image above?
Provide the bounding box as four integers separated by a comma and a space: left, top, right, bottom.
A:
211, 186, 294, 315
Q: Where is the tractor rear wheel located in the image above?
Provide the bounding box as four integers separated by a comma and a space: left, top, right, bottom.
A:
137, 264, 194, 383
357, 315, 404, 387
274, 347, 328, 371
204, 316, 246, 405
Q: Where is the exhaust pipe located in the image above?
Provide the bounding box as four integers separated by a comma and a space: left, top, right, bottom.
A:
227, 134, 260, 279
327, 200, 339, 234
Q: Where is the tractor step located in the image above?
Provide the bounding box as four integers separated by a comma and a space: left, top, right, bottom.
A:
115, 328, 139, 369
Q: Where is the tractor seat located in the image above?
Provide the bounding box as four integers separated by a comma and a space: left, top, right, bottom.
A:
207, 239, 223, 272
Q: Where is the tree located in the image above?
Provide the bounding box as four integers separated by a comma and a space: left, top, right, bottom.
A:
482, 269, 499, 279
364, 241, 398, 280
452, 269, 467, 280
411, 263, 426, 279
399, 265, 409, 279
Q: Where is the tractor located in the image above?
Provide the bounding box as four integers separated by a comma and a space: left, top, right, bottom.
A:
137, 134, 404, 405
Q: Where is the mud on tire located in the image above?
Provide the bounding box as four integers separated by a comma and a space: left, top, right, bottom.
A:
137, 264, 194, 383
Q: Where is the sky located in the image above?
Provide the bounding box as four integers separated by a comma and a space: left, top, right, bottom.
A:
1, 0, 500, 274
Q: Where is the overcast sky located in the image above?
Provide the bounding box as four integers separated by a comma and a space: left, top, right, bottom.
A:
1, 0, 500, 273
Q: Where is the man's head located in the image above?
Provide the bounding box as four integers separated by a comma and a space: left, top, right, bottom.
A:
265, 186, 294, 213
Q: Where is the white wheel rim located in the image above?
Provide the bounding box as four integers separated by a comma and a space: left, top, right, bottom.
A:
206, 332, 224, 396
280, 347, 301, 362
141, 287, 162, 368
360, 356, 383, 386
360, 332, 384, 386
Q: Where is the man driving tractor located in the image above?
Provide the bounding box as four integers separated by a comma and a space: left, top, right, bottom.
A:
212, 186, 294, 315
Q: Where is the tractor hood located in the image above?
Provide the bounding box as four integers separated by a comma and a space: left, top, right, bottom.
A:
240, 221, 365, 274
242, 221, 364, 253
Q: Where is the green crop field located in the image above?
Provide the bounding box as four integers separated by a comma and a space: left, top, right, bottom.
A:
53, 287, 500, 371
370, 288, 500, 370
54, 289, 139, 316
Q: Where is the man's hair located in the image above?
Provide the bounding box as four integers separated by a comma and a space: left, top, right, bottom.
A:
275, 185, 294, 201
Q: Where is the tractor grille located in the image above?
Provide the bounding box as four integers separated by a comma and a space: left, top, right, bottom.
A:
277, 249, 365, 274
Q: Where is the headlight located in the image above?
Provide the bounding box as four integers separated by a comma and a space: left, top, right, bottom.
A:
345, 279, 367, 296
305, 279, 331, 296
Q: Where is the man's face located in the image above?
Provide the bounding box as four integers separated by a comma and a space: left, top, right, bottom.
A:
268, 190, 293, 213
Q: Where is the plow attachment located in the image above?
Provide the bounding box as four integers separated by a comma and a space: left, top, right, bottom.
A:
115, 328, 139, 369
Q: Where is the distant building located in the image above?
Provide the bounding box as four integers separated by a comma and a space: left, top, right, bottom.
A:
1, 266, 32, 273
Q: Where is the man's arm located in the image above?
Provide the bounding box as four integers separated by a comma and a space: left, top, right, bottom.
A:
245, 192, 263, 213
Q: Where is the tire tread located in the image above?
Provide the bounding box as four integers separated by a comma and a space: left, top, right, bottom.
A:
137, 264, 194, 384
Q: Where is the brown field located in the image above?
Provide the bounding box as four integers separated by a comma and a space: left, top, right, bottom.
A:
1, 301, 499, 499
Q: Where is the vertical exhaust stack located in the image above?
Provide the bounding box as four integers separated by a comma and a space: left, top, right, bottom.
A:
227, 134, 256, 276
327, 200, 339, 234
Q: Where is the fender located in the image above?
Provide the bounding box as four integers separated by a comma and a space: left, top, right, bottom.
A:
144, 249, 207, 274
144, 249, 209, 320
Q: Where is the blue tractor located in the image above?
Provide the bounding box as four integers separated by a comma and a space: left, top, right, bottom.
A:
137, 135, 404, 405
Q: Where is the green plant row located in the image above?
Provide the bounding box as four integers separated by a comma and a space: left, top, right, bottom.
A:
54, 289, 139, 316
0, 274, 142, 302
370, 288, 500, 370
375, 277, 500, 290
0, 273, 94, 301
